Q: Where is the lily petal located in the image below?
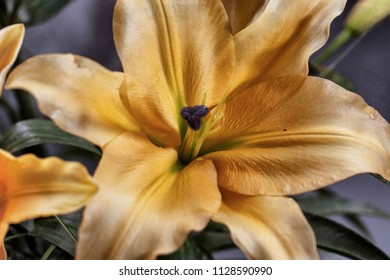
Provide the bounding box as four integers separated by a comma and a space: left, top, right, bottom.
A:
0, 223, 7, 260
204, 76, 390, 195
212, 189, 318, 259
77, 132, 221, 259
229, 0, 346, 95
114, 0, 234, 145
0, 24, 24, 95
0, 149, 97, 259
6, 54, 139, 147
221, 0, 270, 35
0, 150, 97, 223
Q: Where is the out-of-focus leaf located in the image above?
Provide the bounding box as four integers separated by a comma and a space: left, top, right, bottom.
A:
159, 239, 212, 260
195, 221, 234, 252
0, 1, 8, 27
344, 214, 373, 239
0, 119, 101, 155
195, 231, 234, 252
30, 213, 81, 257
297, 191, 374, 238
305, 213, 389, 260
296, 195, 390, 218
16, 0, 72, 25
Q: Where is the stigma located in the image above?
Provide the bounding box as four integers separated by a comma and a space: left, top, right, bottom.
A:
180, 105, 209, 130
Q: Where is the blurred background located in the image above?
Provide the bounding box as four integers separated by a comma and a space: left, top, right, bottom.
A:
2, 0, 390, 259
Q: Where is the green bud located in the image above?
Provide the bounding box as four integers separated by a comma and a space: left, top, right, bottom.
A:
346, 0, 390, 34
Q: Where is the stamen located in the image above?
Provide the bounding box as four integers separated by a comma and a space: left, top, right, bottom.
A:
179, 86, 231, 162
180, 105, 209, 130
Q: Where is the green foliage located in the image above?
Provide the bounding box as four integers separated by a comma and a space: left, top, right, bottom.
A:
17, 0, 72, 25
305, 213, 389, 260
159, 239, 212, 260
30, 213, 82, 257
0, 119, 101, 155
297, 195, 390, 218
194, 222, 234, 252
1, 0, 73, 26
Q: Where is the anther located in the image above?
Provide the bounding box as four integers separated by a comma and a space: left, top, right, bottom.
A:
181, 105, 209, 130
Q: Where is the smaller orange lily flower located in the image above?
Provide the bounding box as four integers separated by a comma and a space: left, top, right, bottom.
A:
0, 24, 97, 259
0, 150, 97, 259
0, 24, 24, 95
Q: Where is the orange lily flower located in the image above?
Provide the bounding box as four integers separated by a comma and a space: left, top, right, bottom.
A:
0, 24, 97, 259
6, 0, 390, 259
0, 24, 24, 95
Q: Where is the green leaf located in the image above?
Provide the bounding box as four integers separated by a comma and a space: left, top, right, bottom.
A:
0, 119, 101, 155
195, 231, 234, 252
305, 213, 389, 260
15, 0, 72, 25
296, 195, 390, 218
194, 222, 234, 252
343, 214, 373, 239
158, 239, 212, 260
30, 213, 82, 257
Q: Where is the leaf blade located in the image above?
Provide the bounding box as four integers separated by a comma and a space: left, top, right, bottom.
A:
158, 239, 212, 260
30, 213, 82, 257
296, 195, 390, 218
305, 213, 389, 260
17, 0, 73, 25
0, 119, 101, 155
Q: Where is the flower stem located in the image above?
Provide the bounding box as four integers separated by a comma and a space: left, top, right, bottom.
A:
313, 28, 355, 65
41, 244, 57, 260
55, 215, 77, 244
4, 232, 28, 242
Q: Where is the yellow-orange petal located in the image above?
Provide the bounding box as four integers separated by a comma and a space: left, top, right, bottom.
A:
0, 222, 7, 260
0, 24, 24, 95
0, 149, 97, 259
212, 190, 318, 259
76, 132, 221, 259
0, 150, 97, 223
6, 54, 139, 147
221, 0, 269, 35
114, 0, 234, 145
204, 76, 390, 195
229, 0, 346, 95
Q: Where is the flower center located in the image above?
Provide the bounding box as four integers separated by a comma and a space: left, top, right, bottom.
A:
179, 105, 209, 163
180, 105, 209, 131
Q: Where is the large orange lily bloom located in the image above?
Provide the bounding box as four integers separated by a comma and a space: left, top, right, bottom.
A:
6, 0, 390, 259
0, 24, 97, 259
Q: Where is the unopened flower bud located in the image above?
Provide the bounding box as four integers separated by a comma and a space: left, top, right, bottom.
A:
346, 0, 390, 34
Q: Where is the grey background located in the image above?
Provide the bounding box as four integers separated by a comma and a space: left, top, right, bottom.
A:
11, 0, 390, 258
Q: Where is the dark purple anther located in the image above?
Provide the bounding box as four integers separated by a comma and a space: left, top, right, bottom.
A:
181, 105, 209, 130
